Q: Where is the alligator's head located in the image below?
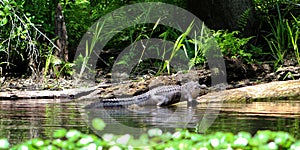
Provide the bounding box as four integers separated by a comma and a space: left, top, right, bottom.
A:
182, 81, 208, 102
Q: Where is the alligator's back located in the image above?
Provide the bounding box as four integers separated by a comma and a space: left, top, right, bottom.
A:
84, 81, 207, 108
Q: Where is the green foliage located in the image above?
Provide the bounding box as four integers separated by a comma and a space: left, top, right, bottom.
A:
42, 47, 74, 89
62, 0, 186, 52
188, 22, 212, 68
2, 125, 300, 149
70, 1, 188, 77
44, 54, 74, 78
238, 8, 251, 31
263, 3, 300, 69
1, 0, 299, 77
62, 2, 91, 50
73, 53, 92, 74
158, 20, 193, 74
76, 20, 105, 80
253, 0, 300, 13
188, 28, 261, 68
62, 0, 114, 49
213, 30, 257, 63
113, 20, 259, 76
0, 0, 63, 77
21, 0, 57, 34
286, 14, 300, 65
0, 0, 36, 69
3, 119, 300, 149
112, 22, 183, 76
252, 0, 300, 68
264, 5, 288, 68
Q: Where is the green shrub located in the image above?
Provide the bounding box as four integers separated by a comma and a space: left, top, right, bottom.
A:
213, 30, 258, 63
254, 0, 300, 68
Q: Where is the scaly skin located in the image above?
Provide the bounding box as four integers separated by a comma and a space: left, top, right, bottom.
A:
84, 81, 207, 108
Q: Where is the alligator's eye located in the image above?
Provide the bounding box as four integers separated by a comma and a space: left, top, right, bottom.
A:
198, 84, 207, 89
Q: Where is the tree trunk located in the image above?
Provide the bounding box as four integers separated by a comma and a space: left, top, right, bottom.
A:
55, 3, 68, 62
187, 0, 257, 36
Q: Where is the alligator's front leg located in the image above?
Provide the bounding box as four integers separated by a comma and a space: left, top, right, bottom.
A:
149, 94, 170, 106
182, 88, 193, 102
181, 86, 201, 108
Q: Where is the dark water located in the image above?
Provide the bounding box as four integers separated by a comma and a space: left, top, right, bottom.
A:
0, 99, 299, 145
0, 99, 89, 145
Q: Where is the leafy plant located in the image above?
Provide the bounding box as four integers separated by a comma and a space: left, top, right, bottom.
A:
188, 21, 212, 69
0, 0, 61, 77
238, 8, 251, 31
63, 0, 95, 50
213, 30, 255, 63
286, 14, 299, 65
76, 21, 105, 81
264, 4, 289, 68
44, 50, 74, 79
113, 19, 183, 76
263, 3, 300, 69
52, 58, 74, 77
157, 20, 194, 74
253, 0, 300, 16
0, 0, 36, 70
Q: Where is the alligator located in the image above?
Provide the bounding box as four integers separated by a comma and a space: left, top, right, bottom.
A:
84, 81, 208, 108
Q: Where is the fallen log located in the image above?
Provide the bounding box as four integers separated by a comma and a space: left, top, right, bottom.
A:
197, 79, 300, 103
0, 83, 111, 100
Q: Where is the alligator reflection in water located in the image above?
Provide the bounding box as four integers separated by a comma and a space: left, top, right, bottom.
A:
1, 99, 300, 145
82, 99, 300, 139
83, 103, 207, 137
